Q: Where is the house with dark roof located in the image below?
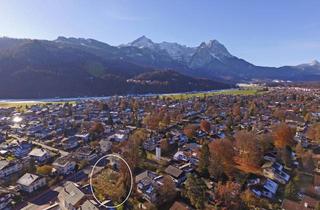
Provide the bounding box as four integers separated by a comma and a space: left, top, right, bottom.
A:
135, 170, 163, 203
53, 155, 76, 175
0, 189, 14, 210
0, 160, 22, 178
165, 165, 186, 185
75, 146, 97, 162
262, 161, 290, 184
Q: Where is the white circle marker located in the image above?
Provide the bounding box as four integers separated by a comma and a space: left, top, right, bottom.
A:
89, 154, 133, 209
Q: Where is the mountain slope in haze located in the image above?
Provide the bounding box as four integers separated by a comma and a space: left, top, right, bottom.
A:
0, 37, 229, 98
0, 36, 319, 98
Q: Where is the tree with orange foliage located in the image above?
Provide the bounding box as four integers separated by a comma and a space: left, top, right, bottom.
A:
235, 131, 262, 167
215, 181, 242, 210
184, 124, 197, 138
89, 122, 104, 135
158, 175, 176, 204
200, 120, 211, 133
272, 123, 295, 149
232, 104, 241, 117
208, 139, 235, 178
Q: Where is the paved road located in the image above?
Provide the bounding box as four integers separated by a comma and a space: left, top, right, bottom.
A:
31, 140, 69, 156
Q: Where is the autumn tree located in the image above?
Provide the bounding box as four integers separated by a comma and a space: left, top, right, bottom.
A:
302, 151, 315, 173
273, 109, 286, 121
89, 122, 105, 135
184, 124, 197, 139
272, 123, 295, 149
295, 143, 304, 158
119, 129, 148, 173
208, 139, 235, 179
258, 133, 274, 154
36, 165, 53, 176
158, 175, 176, 204
215, 181, 242, 210
184, 174, 206, 210
200, 120, 211, 133
280, 147, 293, 168
241, 189, 269, 209
235, 131, 263, 167
232, 104, 241, 117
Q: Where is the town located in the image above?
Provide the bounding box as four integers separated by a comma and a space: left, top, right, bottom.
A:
0, 86, 319, 210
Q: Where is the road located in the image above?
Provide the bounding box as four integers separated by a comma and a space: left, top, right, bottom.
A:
31, 140, 69, 156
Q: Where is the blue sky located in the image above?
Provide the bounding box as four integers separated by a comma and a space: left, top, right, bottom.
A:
0, 0, 319, 67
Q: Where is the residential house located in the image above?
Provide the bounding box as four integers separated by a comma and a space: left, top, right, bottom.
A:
165, 165, 186, 185
0, 190, 14, 210
61, 137, 79, 150
53, 155, 76, 175
58, 181, 85, 210
135, 170, 163, 203
0, 160, 23, 178
173, 151, 189, 162
75, 147, 97, 162
28, 148, 51, 163
262, 161, 290, 184
262, 179, 278, 199
17, 173, 46, 193
108, 132, 127, 143
12, 141, 32, 158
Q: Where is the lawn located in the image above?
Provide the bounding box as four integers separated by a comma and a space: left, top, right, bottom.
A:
160, 89, 261, 100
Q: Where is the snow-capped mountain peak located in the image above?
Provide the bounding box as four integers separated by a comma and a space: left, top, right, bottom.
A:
127, 35, 155, 49
310, 59, 320, 66
202, 39, 232, 57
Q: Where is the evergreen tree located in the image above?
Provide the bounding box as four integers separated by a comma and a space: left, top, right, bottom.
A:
284, 181, 298, 200
198, 141, 209, 176
184, 174, 207, 209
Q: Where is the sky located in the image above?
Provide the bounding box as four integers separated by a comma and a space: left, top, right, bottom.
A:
0, 0, 319, 67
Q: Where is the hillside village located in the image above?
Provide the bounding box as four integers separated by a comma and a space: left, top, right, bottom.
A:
0, 86, 319, 210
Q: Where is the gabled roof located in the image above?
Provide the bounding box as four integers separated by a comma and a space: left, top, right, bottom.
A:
165, 165, 183, 178
135, 170, 157, 184
59, 181, 85, 206
28, 148, 48, 157
0, 160, 9, 170
78, 200, 99, 210
17, 173, 42, 186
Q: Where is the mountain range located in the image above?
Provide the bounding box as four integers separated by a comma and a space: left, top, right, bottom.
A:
0, 36, 319, 98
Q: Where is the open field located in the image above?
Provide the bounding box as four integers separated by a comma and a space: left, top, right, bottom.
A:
0, 89, 262, 108
160, 89, 262, 100
0, 101, 75, 109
